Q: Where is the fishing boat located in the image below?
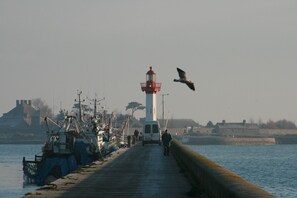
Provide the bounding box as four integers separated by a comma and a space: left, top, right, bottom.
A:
23, 92, 120, 186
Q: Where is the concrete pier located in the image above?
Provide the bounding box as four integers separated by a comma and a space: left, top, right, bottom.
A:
24, 140, 275, 198
24, 143, 206, 198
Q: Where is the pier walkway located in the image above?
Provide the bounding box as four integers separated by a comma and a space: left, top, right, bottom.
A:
25, 143, 205, 198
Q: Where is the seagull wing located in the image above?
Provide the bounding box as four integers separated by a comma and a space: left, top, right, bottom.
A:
186, 81, 195, 91
177, 67, 187, 80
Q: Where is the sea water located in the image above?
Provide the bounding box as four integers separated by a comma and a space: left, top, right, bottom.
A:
1, 144, 296, 198
188, 144, 297, 198
0, 144, 42, 198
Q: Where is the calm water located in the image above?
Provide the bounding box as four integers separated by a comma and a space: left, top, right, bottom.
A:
188, 144, 297, 198
0, 144, 42, 198
1, 144, 296, 198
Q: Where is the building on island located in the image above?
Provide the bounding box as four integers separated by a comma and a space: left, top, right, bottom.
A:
0, 100, 43, 143
0, 100, 41, 128
213, 120, 260, 137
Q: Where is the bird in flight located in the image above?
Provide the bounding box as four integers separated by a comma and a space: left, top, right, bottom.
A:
174, 67, 195, 91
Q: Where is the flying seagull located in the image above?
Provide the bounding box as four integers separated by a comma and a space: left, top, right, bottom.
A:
174, 67, 195, 91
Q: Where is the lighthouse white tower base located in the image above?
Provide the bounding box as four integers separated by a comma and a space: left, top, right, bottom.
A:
146, 94, 157, 122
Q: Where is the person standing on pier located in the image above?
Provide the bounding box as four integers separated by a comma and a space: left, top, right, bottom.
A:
134, 129, 139, 141
162, 129, 172, 156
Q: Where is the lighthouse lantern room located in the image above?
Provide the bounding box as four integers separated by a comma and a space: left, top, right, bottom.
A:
141, 66, 161, 122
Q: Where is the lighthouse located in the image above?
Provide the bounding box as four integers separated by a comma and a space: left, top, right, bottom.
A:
141, 66, 161, 122
141, 66, 162, 145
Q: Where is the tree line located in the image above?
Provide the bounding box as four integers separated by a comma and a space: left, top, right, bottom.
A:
259, 119, 297, 129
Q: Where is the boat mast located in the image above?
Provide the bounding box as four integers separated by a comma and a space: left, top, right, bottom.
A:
76, 90, 84, 122
89, 97, 105, 118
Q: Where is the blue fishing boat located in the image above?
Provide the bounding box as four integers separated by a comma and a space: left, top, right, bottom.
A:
23, 92, 120, 186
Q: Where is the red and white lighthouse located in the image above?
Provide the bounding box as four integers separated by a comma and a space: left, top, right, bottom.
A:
141, 66, 161, 122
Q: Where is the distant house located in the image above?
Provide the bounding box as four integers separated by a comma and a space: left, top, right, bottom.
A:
137, 118, 200, 135
138, 118, 200, 128
158, 119, 200, 129
213, 120, 260, 136
0, 100, 41, 129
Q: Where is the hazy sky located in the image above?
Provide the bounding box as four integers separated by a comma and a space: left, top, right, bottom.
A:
1, 1, 297, 125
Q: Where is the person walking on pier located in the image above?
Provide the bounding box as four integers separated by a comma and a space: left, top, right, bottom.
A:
162, 129, 172, 156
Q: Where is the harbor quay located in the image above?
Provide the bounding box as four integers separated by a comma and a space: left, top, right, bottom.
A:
24, 139, 275, 198
23, 142, 206, 198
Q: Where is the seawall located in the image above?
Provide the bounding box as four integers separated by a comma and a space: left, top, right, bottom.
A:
171, 139, 275, 198
178, 135, 297, 145
180, 136, 276, 145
